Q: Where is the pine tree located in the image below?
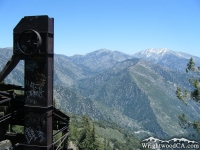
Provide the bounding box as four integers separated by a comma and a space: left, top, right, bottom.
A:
90, 124, 103, 150
176, 57, 200, 133
78, 115, 92, 149
78, 115, 102, 150
103, 138, 108, 150
68, 122, 79, 146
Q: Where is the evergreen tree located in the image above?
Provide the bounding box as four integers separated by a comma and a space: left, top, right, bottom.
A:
176, 57, 200, 133
103, 138, 112, 150
68, 122, 79, 146
78, 115, 102, 150
78, 115, 92, 149
90, 124, 103, 150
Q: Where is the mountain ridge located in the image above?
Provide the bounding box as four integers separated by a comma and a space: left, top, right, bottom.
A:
1, 47, 200, 140
133, 48, 200, 72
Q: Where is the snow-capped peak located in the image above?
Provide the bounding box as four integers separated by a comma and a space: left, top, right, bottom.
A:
141, 48, 169, 57
134, 48, 193, 60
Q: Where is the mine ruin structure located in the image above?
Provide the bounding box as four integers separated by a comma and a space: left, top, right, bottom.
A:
0, 15, 70, 150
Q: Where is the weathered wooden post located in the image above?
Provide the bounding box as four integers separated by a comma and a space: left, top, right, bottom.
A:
13, 15, 54, 150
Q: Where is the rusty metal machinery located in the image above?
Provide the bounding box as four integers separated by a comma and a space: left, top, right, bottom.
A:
0, 15, 70, 150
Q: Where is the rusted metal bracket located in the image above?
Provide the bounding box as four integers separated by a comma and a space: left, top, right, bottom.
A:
0, 54, 21, 83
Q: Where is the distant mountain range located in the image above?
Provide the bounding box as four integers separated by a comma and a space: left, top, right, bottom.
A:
1, 47, 200, 139
133, 48, 200, 72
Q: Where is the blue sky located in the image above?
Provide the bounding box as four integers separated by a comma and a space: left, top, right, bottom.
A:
0, 0, 200, 57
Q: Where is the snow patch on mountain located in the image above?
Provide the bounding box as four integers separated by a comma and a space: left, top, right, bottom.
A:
141, 48, 169, 57
134, 48, 193, 60
133, 48, 200, 72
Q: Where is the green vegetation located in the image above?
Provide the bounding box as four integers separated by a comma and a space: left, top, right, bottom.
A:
78, 115, 102, 150
69, 114, 103, 150
176, 58, 200, 133
68, 114, 146, 150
